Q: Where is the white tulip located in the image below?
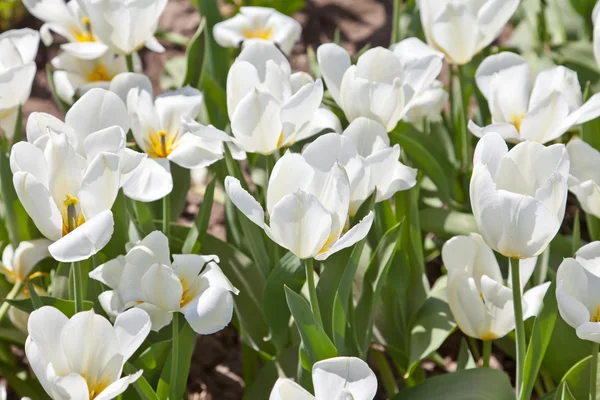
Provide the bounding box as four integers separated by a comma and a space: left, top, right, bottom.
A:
89, 231, 238, 333
418, 0, 520, 65
83, 0, 167, 55
25, 306, 150, 400
213, 6, 302, 55
0, 29, 39, 138
470, 132, 569, 259
270, 357, 377, 400
469, 52, 600, 144
0, 239, 52, 284
51, 48, 134, 104
574, 241, 600, 277
317, 41, 443, 131
225, 151, 374, 260
566, 138, 600, 219
112, 73, 236, 202
443, 233, 550, 340
227, 41, 334, 155
22, 0, 108, 59
302, 117, 417, 216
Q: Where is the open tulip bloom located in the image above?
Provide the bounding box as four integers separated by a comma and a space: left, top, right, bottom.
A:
317, 40, 443, 132
469, 52, 600, 144
0, 239, 51, 284
227, 41, 337, 155
225, 150, 374, 260
214, 6, 302, 55
302, 117, 417, 216
89, 231, 239, 334
418, 0, 520, 65
470, 132, 569, 259
270, 357, 377, 400
443, 234, 550, 340
25, 306, 151, 400
0, 29, 39, 138
566, 138, 600, 219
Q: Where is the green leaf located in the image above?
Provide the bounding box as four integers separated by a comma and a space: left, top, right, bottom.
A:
285, 286, 337, 369
11, 104, 22, 146
355, 221, 403, 357
263, 252, 304, 353
419, 208, 478, 239
249, 0, 304, 15
193, 0, 229, 88
542, 315, 590, 382
0, 149, 28, 247
157, 321, 196, 400
182, 178, 215, 254
554, 352, 600, 399
456, 338, 476, 370
0, 327, 26, 345
3, 296, 94, 317
25, 280, 43, 309
133, 339, 172, 378
392, 368, 514, 400
183, 17, 206, 88
124, 362, 160, 400
520, 281, 558, 400
243, 346, 299, 400
104, 190, 129, 258
0, 364, 50, 399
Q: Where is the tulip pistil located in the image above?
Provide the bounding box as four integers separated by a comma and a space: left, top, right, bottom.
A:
73, 16, 96, 43
511, 113, 526, 132
590, 307, 600, 323
62, 195, 85, 236
147, 130, 176, 158
87, 64, 115, 82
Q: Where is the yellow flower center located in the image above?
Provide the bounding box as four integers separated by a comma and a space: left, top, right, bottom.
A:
591, 306, 600, 323
179, 277, 196, 308
481, 332, 497, 341
73, 16, 96, 43
511, 113, 526, 132
317, 234, 337, 255
243, 26, 273, 40
86, 64, 115, 82
62, 194, 85, 236
82, 374, 110, 400
147, 130, 177, 158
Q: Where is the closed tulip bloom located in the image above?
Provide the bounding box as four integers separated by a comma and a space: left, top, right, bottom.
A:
84, 0, 167, 55
25, 306, 150, 400
469, 52, 600, 144
214, 6, 302, 55
227, 41, 333, 155
270, 357, 377, 400
225, 151, 374, 260
470, 132, 569, 259
418, 0, 520, 65
22, 0, 108, 59
89, 231, 239, 334
443, 234, 550, 340
556, 257, 600, 343
317, 42, 443, 131
0, 29, 39, 138
566, 138, 600, 219
302, 117, 417, 216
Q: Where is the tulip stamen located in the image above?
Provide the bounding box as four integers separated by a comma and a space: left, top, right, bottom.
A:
147, 130, 176, 158
590, 307, 600, 323
511, 113, 526, 133
62, 195, 85, 236
87, 64, 115, 82
243, 26, 273, 40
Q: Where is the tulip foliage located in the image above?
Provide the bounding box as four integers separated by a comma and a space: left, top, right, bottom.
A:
4, 0, 600, 399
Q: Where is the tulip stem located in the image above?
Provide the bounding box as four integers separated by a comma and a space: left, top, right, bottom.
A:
163, 194, 170, 236
0, 281, 23, 323
73, 262, 84, 313
482, 340, 492, 368
305, 258, 323, 327
510, 257, 526, 394
125, 53, 135, 73
591, 342, 599, 400
170, 313, 180, 400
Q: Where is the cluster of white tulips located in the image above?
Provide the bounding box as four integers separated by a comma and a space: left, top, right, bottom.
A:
3, 0, 600, 398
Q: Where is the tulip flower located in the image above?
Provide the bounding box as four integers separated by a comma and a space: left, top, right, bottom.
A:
10, 125, 124, 262
83, 0, 167, 56
417, 0, 520, 65
566, 138, 600, 219
317, 41, 443, 131
225, 151, 374, 260
470, 132, 569, 259
213, 6, 302, 55
117, 73, 238, 202
443, 234, 550, 340
22, 0, 108, 59
270, 357, 377, 400
50, 49, 134, 104
302, 117, 417, 216
89, 231, 239, 334
0, 29, 39, 138
469, 52, 600, 144
25, 306, 150, 400
227, 41, 336, 155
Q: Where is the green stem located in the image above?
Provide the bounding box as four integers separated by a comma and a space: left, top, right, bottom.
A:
0, 281, 23, 323
456, 65, 471, 173
125, 53, 135, 73
390, 0, 402, 45
163, 194, 171, 236
482, 340, 492, 368
592, 342, 599, 400
373, 348, 398, 396
73, 262, 84, 313
467, 336, 481, 361
170, 313, 180, 400
510, 257, 526, 394
305, 258, 323, 327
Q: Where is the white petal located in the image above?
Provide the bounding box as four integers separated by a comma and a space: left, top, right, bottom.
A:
122, 157, 173, 202
26, 306, 70, 374
83, 126, 126, 161
468, 120, 521, 142
134, 303, 173, 332
10, 142, 49, 187
317, 43, 351, 106
575, 322, 600, 343
315, 211, 374, 261
523, 282, 551, 320
59, 42, 109, 60
55, 374, 89, 400
226, 61, 261, 118
519, 94, 570, 144
11, 238, 52, 281
113, 308, 151, 361
480, 275, 516, 338
576, 241, 600, 277
266, 152, 314, 214
476, 0, 520, 53
79, 152, 121, 219
109, 72, 153, 105
141, 263, 183, 312
430, 2, 478, 65
167, 132, 224, 169
89, 256, 126, 289
556, 258, 592, 329
312, 357, 377, 400
269, 378, 315, 400
94, 370, 143, 400
182, 286, 234, 334
280, 80, 324, 144
224, 176, 265, 228
367, 145, 417, 201
130, 230, 172, 268
155, 86, 203, 134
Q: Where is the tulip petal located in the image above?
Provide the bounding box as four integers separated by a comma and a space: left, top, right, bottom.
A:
294, 107, 342, 143
280, 79, 323, 144
226, 60, 261, 117
367, 145, 417, 201
90, 256, 125, 289
93, 370, 143, 400
11, 238, 52, 281
269, 378, 315, 400
575, 322, 600, 344
83, 126, 125, 161
182, 286, 234, 334
224, 176, 265, 228
122, 157, 173, 202
556, 258, 592, 329
312, 357, 377, 400
55, 373, 89, 400
576, 241, 600, 277
129, 230, 171, 268
317, 43, 351, 106
79, 152, 121, 220
476, 0, 520, 53
519, 93, 570, 144
27, 306, 70, 373
49, 209, 114, 262
266, 152, 314, 214
167, 132, 224, 169
523, 282, 551, 320
141, 263, 183, 312
113, 308, 151, 361
109, 72, 153, 105
480, 275, 516, 338
430, 2, 478, 65
468, 120, 521, 142
155, 87, 203, 135
10, 142, 49, 187
315, 211, 374, 261
59, 42, 109, 60
171, 254, 219, 289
